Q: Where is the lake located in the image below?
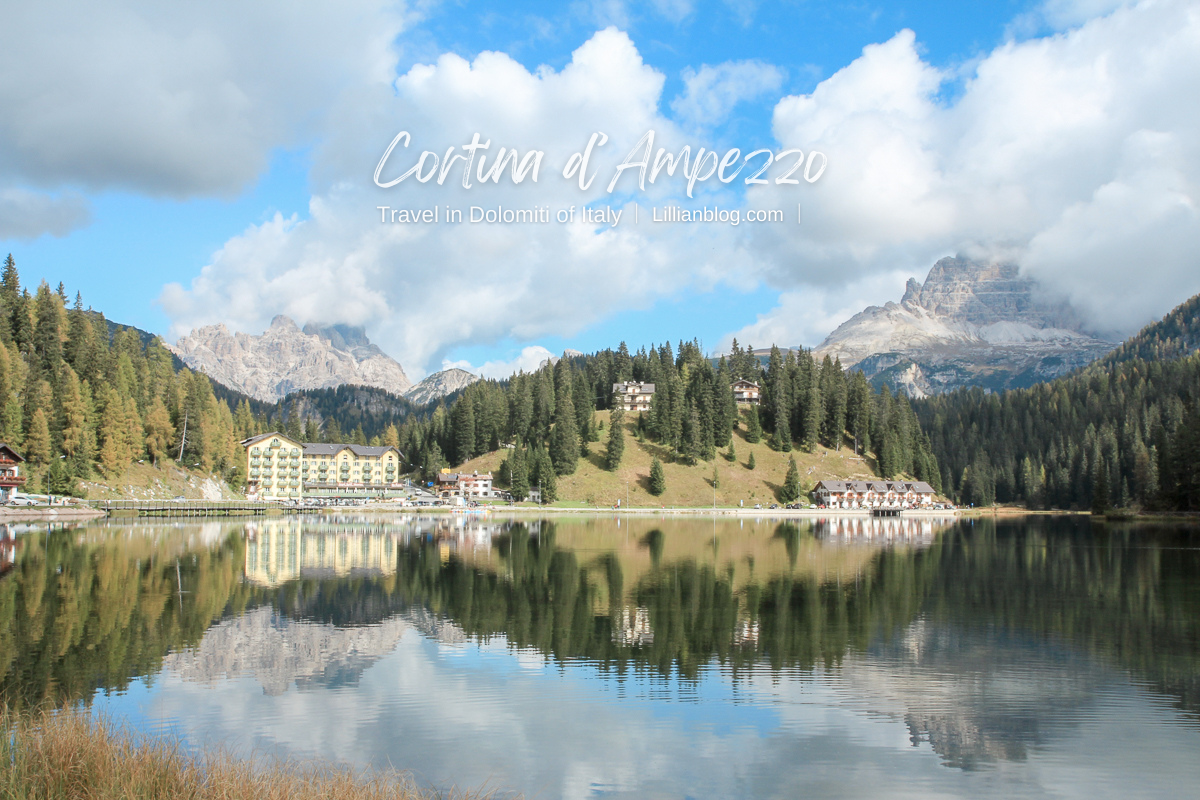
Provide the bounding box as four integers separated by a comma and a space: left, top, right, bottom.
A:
1, 513, 1198, 799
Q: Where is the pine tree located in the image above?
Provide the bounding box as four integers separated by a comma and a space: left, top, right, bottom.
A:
25, 408, 51, 466
772, 400, 792, 452
0, 255, 19, 310
747, 451, 756, 470
59, 367, 94, 469
383, 423, 400, 448
745, 405, 762, 443
285, 412, 302, 442
531, 446, 557, 503
780, 456, 800, 502
48, 459, 74, 496
726, 439, 736, 462
422, 440, 445, 481
605, 399, 625, 471
802, 384, 822, 452
451, 397, 476, 464
549, 380, 579, 475
508, 443, 529, 501
711, 463, 720, 489
143, 397, 174, 465
649, 457, 666, 496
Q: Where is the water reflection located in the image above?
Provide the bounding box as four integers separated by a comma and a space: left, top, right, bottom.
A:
1, 514, 1198, 797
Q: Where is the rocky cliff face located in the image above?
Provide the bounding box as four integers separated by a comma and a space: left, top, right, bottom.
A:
404, 367, 480, 405
814, 256, 1116, 397
168, 316, 413, 403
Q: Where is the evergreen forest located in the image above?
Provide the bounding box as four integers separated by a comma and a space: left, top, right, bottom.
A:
915, 291, 1200, 511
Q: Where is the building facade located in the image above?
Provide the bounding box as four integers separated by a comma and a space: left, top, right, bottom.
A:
242, 433, 404, 501
731, 380, 761, 405
434, 469, 495, 500
243, 433, 305, 501
0, 444, 25, 502
613, 382, 655, 413
812, 480, 936, 509
301, 443, 403, 498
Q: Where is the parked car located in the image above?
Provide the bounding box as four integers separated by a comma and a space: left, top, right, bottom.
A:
7, 495, 37, 507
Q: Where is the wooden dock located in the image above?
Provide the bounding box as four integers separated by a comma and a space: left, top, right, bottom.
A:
92, 500, 312, 517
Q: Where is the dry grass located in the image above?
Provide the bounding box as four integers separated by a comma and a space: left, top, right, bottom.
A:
78, 462, 241, 502
1, 706, 490, 800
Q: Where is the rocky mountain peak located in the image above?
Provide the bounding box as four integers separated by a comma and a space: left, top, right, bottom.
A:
404, 367, 481, 406
814, 256, 1115, 397
169, 315, 413, 403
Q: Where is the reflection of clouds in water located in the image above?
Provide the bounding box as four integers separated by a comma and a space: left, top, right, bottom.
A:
839, 619, 1112, 768
145, 614, 1200, 800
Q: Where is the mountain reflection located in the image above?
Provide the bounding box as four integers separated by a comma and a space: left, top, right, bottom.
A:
0, 515, 1197, 771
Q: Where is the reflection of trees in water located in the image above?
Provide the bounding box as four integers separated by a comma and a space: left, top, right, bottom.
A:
0, 523, 252, 709
385, 521, 940, 679
2, 514, 1198, 769
924, 517, 1200, 720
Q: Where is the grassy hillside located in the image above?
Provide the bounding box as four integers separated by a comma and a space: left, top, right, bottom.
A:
77, 462, 242, 501
457, 410, 891, 508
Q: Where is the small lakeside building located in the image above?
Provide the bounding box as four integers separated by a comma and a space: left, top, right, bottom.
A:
812, 479, 936, 509
0, 444, 25, 503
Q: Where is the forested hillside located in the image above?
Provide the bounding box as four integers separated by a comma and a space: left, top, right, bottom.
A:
915, 292, 1200, 511
1099, 292, 1200, 366
367, 338, 940, 501
0, 255, 248, 494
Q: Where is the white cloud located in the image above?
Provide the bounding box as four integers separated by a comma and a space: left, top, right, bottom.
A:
443, 345, 557, 379
162, 0, 1200, 372
743, 0, 1200, 346
0, 0, 409, 197
720, 268, 914, 350
160, 29, 761, 375
670, 60, 785, 129
0, 189, 91, 240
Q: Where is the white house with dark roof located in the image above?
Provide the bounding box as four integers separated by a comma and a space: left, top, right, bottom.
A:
433, 470, 494, 499
731, 379, 761, 405
613, 382, 655, 413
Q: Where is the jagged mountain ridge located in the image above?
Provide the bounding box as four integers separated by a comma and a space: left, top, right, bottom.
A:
405, 368, 481, 405
169, 316, 481, 406
169, 315, 413, 402
814, 256, 1116, 397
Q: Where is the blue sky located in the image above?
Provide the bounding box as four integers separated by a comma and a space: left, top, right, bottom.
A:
3, 0, 1198, 378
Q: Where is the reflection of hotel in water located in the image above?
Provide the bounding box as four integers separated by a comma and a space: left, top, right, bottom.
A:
243, 515, 507, 586
244, 520, 403, 586
813, 515, 955, 545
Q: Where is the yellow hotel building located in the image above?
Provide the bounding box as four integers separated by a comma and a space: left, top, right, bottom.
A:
241, 432, 403, 501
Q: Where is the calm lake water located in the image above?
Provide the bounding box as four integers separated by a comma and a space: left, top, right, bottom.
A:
2, 513, 1198, 799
